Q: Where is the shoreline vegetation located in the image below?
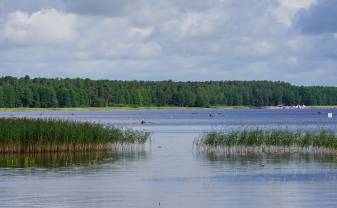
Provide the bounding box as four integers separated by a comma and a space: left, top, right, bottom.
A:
195, 130, 337, 155
0, 105, 336, 112
0, 106, 251, 112
1, 76, 337, 109
0, 118, 150, 153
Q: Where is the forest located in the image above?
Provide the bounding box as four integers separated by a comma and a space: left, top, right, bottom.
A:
0, 76, 336, 108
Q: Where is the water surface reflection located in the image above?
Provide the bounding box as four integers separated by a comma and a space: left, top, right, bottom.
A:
0, 151, 147, 168
1, 109, 337, 207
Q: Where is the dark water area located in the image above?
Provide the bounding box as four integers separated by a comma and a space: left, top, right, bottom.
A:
1, 109, 337, 207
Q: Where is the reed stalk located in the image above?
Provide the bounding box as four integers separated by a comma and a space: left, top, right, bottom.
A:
0, 118, 150, 153
195, 130, 337, 155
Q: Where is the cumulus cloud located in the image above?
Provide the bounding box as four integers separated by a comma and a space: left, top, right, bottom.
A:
0, 0, 336, 85
1, 9, 77, 45
0, 8, 160, 60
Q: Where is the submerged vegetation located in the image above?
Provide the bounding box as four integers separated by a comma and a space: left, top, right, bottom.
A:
195, 130, 337, 155
0, 118, 149, 153
1, 76, 337, 108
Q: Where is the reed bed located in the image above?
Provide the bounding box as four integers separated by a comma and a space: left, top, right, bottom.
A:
0, 118, 150, 153
195, 130, 337, 155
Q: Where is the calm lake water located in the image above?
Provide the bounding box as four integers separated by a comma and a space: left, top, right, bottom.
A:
1, 109, 337, 207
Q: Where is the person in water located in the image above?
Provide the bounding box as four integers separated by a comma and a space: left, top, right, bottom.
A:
140, 119, 146, 125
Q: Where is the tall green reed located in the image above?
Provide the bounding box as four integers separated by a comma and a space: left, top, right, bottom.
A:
195, 129, 337, 155
0, 118, 150, 153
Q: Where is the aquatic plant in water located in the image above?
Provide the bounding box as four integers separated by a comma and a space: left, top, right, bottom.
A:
0, 118, 150, 153
195, 129, 337, 155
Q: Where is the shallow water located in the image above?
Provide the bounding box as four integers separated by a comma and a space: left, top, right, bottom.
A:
1, 109, 337, 207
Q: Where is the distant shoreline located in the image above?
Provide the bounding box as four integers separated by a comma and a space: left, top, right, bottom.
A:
0, 105, 336, 112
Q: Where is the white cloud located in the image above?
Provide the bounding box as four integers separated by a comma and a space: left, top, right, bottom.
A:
0, 0, 336, 85
128, 27, 154, 40
80, 16, 160, 59
0, 9, 160, 60
164, 11, 223, 39
2, 9, 77, 45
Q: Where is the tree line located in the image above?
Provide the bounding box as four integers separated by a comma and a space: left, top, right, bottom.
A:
0, 76, 336, 108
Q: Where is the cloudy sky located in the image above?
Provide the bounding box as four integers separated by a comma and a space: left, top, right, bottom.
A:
0, 0, 336, 85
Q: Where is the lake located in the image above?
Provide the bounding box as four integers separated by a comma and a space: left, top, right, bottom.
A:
1, 109, 337, 207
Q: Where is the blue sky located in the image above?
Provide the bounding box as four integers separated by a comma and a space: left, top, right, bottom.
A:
0, 0, 336, 85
